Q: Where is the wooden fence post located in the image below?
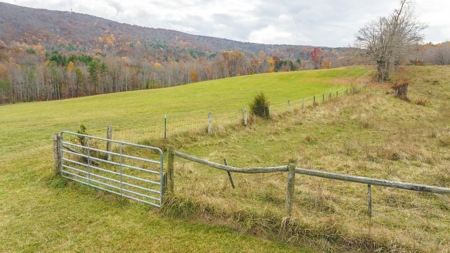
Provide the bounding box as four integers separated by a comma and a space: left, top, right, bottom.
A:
368, 184, 372, 217
53, 133, 61, 175
164, 115, 167, 139
208, 112, 213, 134
302, 98, 305, 110
288, 100, 291, 113
243, 107, 248, 126
285, 163, 296, 216
313, 96, 316, 105
106, 125, 112, 161
167, 147, 175, 193
322, 94, 325, 103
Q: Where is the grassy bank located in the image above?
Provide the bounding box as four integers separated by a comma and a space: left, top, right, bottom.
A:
157, 66, 450, 252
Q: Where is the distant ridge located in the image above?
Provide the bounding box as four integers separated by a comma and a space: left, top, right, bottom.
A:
0, 1, 324, 57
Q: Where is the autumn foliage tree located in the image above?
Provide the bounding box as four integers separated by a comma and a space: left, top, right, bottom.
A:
190, 71, 198, 82
321, 59, 332, 69
310, 48, 322, 69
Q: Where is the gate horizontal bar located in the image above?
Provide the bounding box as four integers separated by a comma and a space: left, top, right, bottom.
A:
59, 131, 164, 208
61, 131, 163, 153
63, 151, 160, 175
63, 142, 161, 165
62, 170, 160, 200
62, 160, 160, 186
63, 175, 161, 207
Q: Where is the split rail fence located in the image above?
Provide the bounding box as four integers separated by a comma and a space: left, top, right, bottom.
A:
52, 129, 450, 214
166, 149, 450, 217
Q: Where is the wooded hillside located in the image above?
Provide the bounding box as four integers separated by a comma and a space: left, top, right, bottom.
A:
0, 3, 356, 104
0, 2, 448, 104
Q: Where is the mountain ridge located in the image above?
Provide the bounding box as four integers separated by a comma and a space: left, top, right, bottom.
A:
0, 2, 329, 57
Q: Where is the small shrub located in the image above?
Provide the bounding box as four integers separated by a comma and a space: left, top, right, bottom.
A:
75, 124, 106, 160
77, 124, 88, 146
249, 92, 270, 119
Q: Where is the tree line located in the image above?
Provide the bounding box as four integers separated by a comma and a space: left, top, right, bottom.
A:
0, 44, 347, 104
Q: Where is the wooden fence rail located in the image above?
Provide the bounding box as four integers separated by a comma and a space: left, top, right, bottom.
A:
172, 150, 288, 173
167, 149, 450, 217
294, 167, 450, 194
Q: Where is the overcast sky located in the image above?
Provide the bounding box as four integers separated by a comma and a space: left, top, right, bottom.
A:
2, 0, 449, 47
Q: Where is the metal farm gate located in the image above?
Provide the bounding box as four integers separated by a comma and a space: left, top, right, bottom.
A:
58, 131, 164, 207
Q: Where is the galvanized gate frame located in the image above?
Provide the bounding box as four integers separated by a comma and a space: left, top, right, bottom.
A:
59, 131, 164, 207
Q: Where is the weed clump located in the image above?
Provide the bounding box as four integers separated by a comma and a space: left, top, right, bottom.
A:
250, 92, 270, 120
75, 124, 106, 160
389, 68, 410, 100
414, 97, 430, 106
76, 124, 89, 146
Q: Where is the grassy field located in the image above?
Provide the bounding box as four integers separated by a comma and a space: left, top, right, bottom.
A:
4, 65, 449, 252
0, 67, 369, 252
0, 67, 367, 158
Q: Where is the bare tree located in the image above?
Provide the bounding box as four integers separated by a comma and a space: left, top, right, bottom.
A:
355, 0, 426, 82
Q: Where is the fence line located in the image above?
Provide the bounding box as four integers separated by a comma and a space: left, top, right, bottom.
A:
167, 149, 450, 217
294, 167, 450, 194
172, 150, 288, 173
111, 85, 362, 142
146, 85, 363, 140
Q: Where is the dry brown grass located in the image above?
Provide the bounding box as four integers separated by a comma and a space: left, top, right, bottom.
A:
159, 66, 450, 252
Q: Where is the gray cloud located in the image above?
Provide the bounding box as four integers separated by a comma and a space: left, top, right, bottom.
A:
104, 0, 124, 15
2, 0, 449, 46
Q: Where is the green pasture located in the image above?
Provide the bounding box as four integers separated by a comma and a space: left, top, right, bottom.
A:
0, 67, 370, 252
0, 67, 368, 157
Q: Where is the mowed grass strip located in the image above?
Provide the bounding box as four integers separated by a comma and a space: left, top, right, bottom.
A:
0, 68, 370, 252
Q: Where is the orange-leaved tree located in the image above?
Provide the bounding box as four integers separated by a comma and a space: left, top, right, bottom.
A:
310, 48, 322, 69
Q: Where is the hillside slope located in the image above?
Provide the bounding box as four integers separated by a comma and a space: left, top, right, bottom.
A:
159, 65, 450, 252
0, 67, 369, 252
